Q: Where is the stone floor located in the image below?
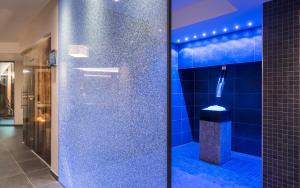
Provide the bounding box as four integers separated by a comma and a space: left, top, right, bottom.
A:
0, 126, 63, 188
172, 142, 262, 188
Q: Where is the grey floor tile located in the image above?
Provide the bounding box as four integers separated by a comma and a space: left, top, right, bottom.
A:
0, 154, 15, 166
27, 169, 57, 187
11, 151, 38, 163
37, 182, 64, 188
19, 159, 48, 174
0, 126, 61, 188
0, 162, 22, 179
9, 144, 31, 153
0, 174, 33, 188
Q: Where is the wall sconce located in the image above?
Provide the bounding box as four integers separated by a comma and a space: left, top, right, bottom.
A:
68, 45, 89, 58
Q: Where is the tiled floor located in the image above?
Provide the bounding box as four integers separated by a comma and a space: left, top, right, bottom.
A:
0, 126, 63, 188
172, 142, 262, 188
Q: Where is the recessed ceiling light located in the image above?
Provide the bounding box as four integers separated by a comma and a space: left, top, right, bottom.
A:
235, 25, 239, 29
223, 28, 228, 32
177, 39, 181, 43
248, 22, 253, 27
212, 30, 217, 35
184, 37, 189, 41
202, 33, 207, 37
193, 35, 197, 39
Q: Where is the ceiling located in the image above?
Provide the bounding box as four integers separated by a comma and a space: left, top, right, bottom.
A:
0, 0, 50, 42
172, 0, 264, 43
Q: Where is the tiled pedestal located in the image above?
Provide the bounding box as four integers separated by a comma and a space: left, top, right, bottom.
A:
199, 120, 231, 164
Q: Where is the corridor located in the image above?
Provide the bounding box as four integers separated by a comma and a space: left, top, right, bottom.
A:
0, 126, 62, 188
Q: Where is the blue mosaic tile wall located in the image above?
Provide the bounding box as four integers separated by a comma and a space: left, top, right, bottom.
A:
58, 1, 168, 187
171, 44, 193, 147
178, 27, 262, 69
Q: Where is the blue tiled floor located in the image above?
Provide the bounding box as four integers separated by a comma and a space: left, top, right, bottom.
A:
172, 142, 262, 188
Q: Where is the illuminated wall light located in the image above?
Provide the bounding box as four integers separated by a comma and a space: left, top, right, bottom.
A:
235, 25, 240, 30
193, 35, 197, 39
68, 45, 89, 58
248, 22, 253, 27
212, 30, 217, 35
223, 28, 228, 32
202, 33, 207, 37
75, 67, 120, 73
184, 37, 189, 41
84, 74, 112, 78
23, 69, 31, 74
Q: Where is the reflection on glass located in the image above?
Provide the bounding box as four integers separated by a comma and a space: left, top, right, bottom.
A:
0, 62, 14, 123
22, 37, 51, 164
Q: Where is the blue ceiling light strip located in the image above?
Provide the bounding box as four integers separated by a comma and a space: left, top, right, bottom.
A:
172, 4, 263, 43
175, 21, 259, 44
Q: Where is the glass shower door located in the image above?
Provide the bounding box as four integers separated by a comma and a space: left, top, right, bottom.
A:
22, 37, 51, 164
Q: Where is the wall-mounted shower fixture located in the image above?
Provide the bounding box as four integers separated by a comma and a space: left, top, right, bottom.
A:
216, 65, 227, 98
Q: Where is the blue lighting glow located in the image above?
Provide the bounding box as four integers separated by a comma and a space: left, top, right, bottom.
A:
248, 22, 253, 27
185, 37, 189, 41
202, 33, 207, 37
212, 30, 217, 35
177, 39, 180, 43
223, 28, 228, 32
235, 25, 240, 29
178, 27, 262, 69
193, 35, 197, 39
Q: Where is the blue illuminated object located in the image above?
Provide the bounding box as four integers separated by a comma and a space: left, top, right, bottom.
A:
216, 66, 226, 98
203, 105, 227, 111
178, 27, 262, 69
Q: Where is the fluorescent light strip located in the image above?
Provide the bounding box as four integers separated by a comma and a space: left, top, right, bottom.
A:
75, 67, 120, 73
84, 74, 112, 78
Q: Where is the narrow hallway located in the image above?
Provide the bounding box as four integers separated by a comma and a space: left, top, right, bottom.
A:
0, 126, 62, 188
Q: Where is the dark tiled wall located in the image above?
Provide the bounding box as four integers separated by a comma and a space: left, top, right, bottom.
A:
171, 44, 193, 146
180, 62, 262, 156
263, 0, 300, 187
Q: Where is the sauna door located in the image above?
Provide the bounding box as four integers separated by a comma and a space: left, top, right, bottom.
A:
23, 38, 51, 164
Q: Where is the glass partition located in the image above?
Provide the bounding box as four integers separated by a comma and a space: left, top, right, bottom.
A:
0, 62, 14, 125
58, 1, 168, 187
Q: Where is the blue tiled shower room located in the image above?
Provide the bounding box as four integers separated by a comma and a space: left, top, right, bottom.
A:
171, 2, 263, 187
